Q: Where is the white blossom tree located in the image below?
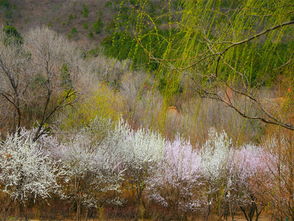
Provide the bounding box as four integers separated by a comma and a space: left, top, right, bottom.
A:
199, 128, 232, 219
104, 120, 166, 218
53, 120, 124, 220
0, 131, 66, 220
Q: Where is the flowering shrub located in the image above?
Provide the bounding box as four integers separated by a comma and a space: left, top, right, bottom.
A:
147, 137, 206, 218
61, 131, 124, 207
146, 128, 275, 220
105, 120, 165, 187
50, 121, 124, 219
107, 120, 165, 167
224, 145, 271, 220
103, 120, 166, 218
198, 128, 233, 217
200, 128, 232, 180
0, 124, 286, 220
0, 132, 65, 202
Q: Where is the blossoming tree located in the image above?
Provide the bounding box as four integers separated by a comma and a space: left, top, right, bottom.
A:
54, 123, 124, 220
199, 128, 232, 219
225, 145, 271, 221
147, 137, 206, 220
105, 120, 166, 218
0, 132, 65, 220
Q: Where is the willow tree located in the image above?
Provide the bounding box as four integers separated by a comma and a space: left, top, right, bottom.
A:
107, 0, 294, 130
170, 0, 294, 130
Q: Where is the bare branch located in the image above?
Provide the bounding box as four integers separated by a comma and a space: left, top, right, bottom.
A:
195, 85, 294, 130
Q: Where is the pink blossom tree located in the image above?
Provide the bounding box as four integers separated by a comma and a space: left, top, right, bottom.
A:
224, 145, 272, 221
146, 137, 206, 220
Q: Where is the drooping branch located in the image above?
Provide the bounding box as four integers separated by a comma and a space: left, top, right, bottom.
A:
188, 20, 294, 131
215, 21, 294, 77
193, 82, 294, 130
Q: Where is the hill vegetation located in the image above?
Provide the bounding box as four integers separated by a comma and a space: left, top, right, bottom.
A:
0, 0, 293, 220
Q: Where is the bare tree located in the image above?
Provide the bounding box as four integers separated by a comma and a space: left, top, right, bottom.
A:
0, 26, 77, 139
0, 29, 32, 134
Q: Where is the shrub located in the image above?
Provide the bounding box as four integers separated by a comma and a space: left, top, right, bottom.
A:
68, 27, 78, 38
88, 31, 94, 39
92, 18, 103, 34
60, 83, 123, 129
81, 4, 89, 18
55, 128, 124, 219
147, 137, 206, 219
3, 25, 23, 45
200, 128, 232, 181
104, 120, 166, 218
83, 23, 89, 29
0, 0, 10, 8
0, 131, 66, 219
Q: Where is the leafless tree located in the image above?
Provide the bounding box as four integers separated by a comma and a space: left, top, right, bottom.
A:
0, 27, 77, 140
0, 30, 32, 134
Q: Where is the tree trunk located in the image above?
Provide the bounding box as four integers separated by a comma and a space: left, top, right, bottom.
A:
85, 207, 88, 221
76, 199, 81, 221
19, 202, 29, 221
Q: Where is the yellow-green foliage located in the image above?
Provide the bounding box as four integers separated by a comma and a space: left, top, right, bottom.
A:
281, 89, 294, 121
61, 83, 124, 129
106, 0, 293, 100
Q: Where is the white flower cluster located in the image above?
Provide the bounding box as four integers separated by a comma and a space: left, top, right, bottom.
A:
0, 133, 65, 202
59, 129, 124, 208
200, 128, 232, 180
108, 120, 165, 165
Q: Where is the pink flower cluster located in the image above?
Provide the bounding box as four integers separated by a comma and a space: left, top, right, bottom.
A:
146, 129, 274, 216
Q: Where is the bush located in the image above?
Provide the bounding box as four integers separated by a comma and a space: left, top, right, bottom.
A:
0, 0, 10, 8
147, 137, 206, 219
0, 131, 66, 219
68, 27, 78, 39
81, 4, 89, 18
0, 121, 288, 220
54, 123, 124, 219
3, 25, 23, 45
93, 18, 103, 34
83, 23, 89, 29
60, 83, 123, 129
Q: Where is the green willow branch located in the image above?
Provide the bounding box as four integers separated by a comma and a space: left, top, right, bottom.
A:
215, 20, 294, 77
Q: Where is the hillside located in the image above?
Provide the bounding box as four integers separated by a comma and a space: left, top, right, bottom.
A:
0, 0, 293, 220
0, 0, 111, 46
